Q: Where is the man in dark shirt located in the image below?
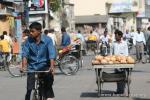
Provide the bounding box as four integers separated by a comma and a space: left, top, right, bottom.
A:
21, 22, 56, 100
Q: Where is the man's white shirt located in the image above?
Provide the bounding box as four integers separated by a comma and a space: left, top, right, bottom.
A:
112, 40, 128, 56
47, 33, 57, 46
100, 35, 109, 43
133, 32, 146, 45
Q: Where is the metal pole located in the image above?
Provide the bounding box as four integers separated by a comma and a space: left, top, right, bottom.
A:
24, 0, 29, 28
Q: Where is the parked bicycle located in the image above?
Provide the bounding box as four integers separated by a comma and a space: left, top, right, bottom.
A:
55, 45, 80, 75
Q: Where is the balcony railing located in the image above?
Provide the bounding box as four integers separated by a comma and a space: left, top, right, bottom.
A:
0, 7, 14, 15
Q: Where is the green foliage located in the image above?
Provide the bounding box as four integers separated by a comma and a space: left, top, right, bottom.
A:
49, 0, 61, 12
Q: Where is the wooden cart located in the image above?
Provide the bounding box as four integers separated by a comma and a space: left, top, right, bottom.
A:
93, 64, 135, 97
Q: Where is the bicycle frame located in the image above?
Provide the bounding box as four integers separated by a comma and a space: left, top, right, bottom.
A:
23, 70, 49, 100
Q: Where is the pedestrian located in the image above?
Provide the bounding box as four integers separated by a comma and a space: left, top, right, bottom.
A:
123, 29, 131, 41
12, 37, 19, 62
145, 26, 150, 62
61, 27, 71, 48
22, 29, 30, 44
76, 30, 85, 51
112, 30, 128, 94
21, 22, 56, 100
44, 29, 49, 35
3, 31, 13, 61
47, 29, 57, 46
0, 35, 10, 53
99, 30, 110, 55
133, 28, 146, 63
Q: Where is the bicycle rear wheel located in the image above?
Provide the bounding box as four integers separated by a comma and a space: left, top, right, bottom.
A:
7, 62, 22, 77
59, 55, 79, 75
7, 55, 22, 77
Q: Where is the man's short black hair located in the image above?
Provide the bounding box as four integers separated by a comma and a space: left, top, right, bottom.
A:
61, 27, 66, 32
49, 29, 54, 33
114, 29, 123, 37
23, 29, 30, 36
3, 31, 7, 35
29, 22, 42, 31
78, 30, 81, 33
0, 35, 4, 40
44, 29, 49, 35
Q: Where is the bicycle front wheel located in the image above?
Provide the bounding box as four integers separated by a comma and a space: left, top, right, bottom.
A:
60, 55, 79, 75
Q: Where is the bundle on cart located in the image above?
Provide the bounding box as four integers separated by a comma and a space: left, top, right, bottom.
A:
92, 55, 135, 65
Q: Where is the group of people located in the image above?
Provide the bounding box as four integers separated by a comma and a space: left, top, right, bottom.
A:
123, 27, 150, 63
1, 21, 150, 99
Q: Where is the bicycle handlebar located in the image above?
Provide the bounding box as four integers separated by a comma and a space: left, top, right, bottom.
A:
22, 70, 50, 73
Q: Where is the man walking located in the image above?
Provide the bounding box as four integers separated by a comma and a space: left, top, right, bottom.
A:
133, 28, 146, 63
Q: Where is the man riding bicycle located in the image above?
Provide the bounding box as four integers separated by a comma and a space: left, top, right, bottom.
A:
99, 30, 110, 55
86, 31, 98, 54
0, 35, 10, 69
21, 22, 56, 100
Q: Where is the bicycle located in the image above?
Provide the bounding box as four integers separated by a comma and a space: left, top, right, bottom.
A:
0, 52, 22, 77
23, 70, 50, 100
7, 53, 22, 77
55, 45, 80, 75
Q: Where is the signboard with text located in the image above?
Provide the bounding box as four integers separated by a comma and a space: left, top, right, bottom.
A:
29, 0, 48, 14
109, 0, 139, 13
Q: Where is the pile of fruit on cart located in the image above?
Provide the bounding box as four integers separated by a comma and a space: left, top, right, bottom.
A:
92, 55, 135, 65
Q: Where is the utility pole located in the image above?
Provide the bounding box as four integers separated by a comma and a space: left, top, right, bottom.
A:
23, 0, 29, 28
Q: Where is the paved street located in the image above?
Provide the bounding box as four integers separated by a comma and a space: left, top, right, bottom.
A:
0, 55, 150, 100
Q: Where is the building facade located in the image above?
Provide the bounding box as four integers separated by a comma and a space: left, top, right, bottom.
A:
73, 0, 108, 33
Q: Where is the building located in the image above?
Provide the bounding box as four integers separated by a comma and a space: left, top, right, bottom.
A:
136, 0, 150, 29
106, 0, 150, 32
73, 0, 108, 33
0, 0, 16, 34
0, 0, 23, 35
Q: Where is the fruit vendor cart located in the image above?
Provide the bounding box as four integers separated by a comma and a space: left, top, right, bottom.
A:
93, 64, 135, 97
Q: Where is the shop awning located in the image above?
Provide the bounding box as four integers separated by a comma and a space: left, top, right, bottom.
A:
75, 15, 109, 24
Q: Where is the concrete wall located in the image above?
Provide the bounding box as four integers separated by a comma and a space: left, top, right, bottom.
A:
73, 0, 107, 16
0, 20, 10, 35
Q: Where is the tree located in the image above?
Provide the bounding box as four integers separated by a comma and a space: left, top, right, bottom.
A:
49, 0, 61, 12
